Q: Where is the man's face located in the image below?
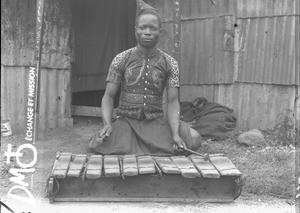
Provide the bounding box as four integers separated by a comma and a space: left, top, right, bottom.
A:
135, 14, 162, 48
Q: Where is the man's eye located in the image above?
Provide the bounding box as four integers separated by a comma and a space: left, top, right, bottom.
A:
150, 26, 158, 31
139, 26, 146, 30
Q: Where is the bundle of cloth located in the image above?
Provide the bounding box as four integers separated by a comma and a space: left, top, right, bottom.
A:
180, 97, 237, 141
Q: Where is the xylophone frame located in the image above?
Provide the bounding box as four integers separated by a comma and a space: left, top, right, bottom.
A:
46, 152, 243, 203
47, 175, 242, 203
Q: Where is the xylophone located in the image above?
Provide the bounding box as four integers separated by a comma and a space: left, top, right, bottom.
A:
46, 152, 243, 203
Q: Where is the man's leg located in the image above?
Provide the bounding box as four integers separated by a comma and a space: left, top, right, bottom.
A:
190, 128, 202, 151
179, 122, 202, 151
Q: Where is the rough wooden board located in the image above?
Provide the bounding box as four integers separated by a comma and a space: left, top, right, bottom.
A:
52, 153, 72, 178
171, 156, 200, 178
154, 157, 181, 174
86, 155, 103, 179
67, 154, 87, 177
219, 169, 242, 176
123, 155, 138, 176
104, 155, 120, 177
137, 156, 156, 174
189, 155, 220, 178
209, 156, 241, 176
50, 151, 62, 175
209, 156, 237, 170
208, 153, 224, 157
199, 170, 221, 178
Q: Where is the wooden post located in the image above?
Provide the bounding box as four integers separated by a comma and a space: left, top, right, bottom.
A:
24, 0, 45, 192
32, 0, 45, 143
172, 0, 181, 101
172, 0, 181, 64
295, 88, 300, 212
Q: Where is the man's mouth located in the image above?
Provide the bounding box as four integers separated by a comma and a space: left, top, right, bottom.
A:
142, 38, 153, 42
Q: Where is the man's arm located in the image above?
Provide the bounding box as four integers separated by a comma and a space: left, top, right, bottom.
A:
100, 82, 119, 137
167, 87, 186, 149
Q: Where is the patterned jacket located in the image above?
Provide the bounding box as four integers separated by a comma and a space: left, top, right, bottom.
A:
106, 46, 180, 120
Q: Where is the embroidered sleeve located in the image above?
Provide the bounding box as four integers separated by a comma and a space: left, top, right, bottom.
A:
106, 49, 132, 85
163, 53, 180, 88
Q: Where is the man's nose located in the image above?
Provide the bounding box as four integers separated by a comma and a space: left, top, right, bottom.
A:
144, 27, 151, 34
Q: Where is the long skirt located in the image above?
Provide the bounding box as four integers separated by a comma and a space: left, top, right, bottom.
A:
93, 116, 193, 155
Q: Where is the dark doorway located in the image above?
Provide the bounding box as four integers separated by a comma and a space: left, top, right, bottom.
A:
71, 0, 136, 108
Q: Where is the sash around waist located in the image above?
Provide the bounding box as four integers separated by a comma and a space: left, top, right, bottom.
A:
117, 92, 164, 120
119, 92, 163, 106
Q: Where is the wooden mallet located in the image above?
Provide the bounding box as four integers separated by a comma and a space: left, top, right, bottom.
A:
173, 144, 210, 161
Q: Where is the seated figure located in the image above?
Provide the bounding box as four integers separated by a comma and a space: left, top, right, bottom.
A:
91, 0, 201, 155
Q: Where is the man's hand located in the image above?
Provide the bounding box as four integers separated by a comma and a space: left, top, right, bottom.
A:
173, 134, 187, 150
99, 124, 112, 138
89, 124, 112, 149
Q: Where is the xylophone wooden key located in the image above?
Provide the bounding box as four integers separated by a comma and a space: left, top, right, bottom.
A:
86, 155, 103, 179
189, 154, 221, 178
171, 156, 200, 178
137, 155, 156, 174
209, 154, 242, 176
122, 155, 138, 176
52, 152, 72, 178
154, 157, 181, 174
104, 155, 120, 177
67, 154, 87, 177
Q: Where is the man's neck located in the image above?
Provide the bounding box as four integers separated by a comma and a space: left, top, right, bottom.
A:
137, 44, 157, 58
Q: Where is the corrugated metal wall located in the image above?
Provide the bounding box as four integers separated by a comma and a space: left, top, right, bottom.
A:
236, 0, 299, 85
1, 0, 71, 68
180, 0, 236, 84
1, 0, 72, 130
232, 0, 298, 129
1, 66, 72, 130
1, 0, 36, 66
155, 0, 236, 84
181, 15, 235, 84
236, 0, 296, 17
156, 0, 299, 130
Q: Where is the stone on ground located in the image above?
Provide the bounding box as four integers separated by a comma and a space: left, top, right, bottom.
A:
237, 129, 266, 147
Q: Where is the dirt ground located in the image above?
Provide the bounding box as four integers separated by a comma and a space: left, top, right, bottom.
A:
0, 116, 297, 213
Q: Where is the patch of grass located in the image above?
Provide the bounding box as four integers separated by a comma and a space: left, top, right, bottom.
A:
241, 148, 294, 198
200, 138, 295, 198
263, 109, 297, 146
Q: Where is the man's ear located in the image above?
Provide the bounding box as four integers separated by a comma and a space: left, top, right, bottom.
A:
134, 26, 138, 38
159, 27, 163, 37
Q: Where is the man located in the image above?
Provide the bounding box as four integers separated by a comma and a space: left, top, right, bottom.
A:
90, 0, 201, 155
